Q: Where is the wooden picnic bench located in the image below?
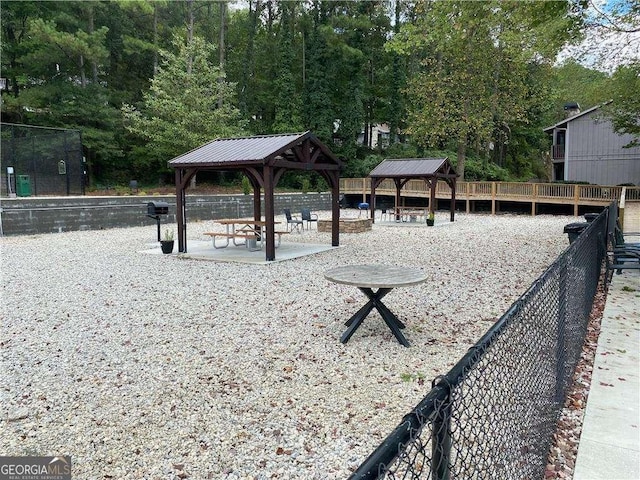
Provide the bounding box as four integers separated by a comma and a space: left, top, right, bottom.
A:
204, 231, 258, 250
203, 229, 290, 250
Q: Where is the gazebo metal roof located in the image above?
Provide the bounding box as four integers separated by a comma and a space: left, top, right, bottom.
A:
369, 158, 454, 178
169, 132, 339, 167
168, 131, 343, 260
368, 157, 458, 223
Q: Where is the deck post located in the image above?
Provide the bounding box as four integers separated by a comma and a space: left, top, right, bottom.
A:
491, 182, 496, 215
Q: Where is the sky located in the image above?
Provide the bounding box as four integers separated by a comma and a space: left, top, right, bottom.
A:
557, 0, 639, 73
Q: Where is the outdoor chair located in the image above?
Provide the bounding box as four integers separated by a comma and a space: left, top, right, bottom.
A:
301, 208, 318, 230
613, 224, 640, 250
283, 208, 303, 233
604, 209, 640, 281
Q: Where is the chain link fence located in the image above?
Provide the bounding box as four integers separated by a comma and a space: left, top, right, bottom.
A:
1, 123, 85, 196
351, 209, 608, 480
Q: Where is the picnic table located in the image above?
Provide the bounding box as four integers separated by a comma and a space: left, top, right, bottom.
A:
324, 264, 427, 347
392, 206, 429, 223
204, 219, 286, 251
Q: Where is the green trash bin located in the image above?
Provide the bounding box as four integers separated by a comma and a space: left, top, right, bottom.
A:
16, 175, 31, 197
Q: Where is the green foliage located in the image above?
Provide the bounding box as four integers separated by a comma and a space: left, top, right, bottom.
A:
241, 176, 251, 195
602, 63, 640, 147
122, 35, 248, 172
551, 60, 609, 116
390, 1, 582, 180
385, 142, 419, 159
3, 0, 637, 189
342, 153, 384, 178
316, 177, 328, 193
463, 159, 513, 182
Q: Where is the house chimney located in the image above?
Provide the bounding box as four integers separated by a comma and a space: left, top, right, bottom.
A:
563, 102, 581, 118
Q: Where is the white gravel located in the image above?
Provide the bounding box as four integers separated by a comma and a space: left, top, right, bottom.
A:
1, 211, 576, 479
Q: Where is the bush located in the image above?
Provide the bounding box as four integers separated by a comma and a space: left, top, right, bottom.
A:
241, 176, 251, 195
463, 159, 513, 182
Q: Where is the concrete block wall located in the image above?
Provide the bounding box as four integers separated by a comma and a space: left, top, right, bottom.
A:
0, 193, 332, 236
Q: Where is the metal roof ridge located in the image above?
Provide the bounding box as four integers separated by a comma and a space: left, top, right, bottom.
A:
214, 131, 309, 142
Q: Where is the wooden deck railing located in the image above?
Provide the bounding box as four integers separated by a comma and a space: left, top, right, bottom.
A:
340, 178, 640, 216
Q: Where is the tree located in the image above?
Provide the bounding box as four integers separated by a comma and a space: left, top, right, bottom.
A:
604, 62, 640, 147
551, 60, 609, 114
389, 0, 582, 180
122, 35, 247, 175
1, 1, 125, 183
301, 5, 336, 143
272, 1, 303, 133
559, 0, 639, 72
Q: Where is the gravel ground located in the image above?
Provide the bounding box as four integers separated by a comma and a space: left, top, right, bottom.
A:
1, 211, 577, 479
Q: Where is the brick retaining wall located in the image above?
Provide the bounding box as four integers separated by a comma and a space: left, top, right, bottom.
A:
0, 193, 331, 236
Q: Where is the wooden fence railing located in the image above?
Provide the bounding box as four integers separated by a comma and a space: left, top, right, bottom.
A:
340, 178, 640, 216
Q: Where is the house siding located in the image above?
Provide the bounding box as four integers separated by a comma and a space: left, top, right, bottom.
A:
567, 110, 640, 185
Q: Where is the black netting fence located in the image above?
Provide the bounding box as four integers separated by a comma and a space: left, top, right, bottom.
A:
351, 208, 608, 480
1, 123, 85, 196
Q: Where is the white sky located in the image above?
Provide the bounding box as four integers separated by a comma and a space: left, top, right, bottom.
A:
557, 0, 639, 73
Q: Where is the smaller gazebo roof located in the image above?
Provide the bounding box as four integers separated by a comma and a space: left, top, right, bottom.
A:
369, 158, 456, 178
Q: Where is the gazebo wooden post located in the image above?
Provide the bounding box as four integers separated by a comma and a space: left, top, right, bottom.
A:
175, 168, 186, 252
450, 178, 456, 222
394, 179, 402, 221
263, 165, 275, 261
252, 183, 261, 223
429, 178, 437, 214
175, 167, 196, 253
370, 177, 376, 224
331, 173, 340, 247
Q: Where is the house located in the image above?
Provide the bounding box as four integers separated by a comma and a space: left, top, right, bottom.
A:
543, 103, 640, 185
357, 123, 390, 149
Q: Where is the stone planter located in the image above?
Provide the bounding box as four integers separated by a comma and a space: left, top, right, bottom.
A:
318, 218, 372, 233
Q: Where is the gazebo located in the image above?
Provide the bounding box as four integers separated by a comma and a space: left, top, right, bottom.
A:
168, 131, 343, 261
368, 158, 458, 222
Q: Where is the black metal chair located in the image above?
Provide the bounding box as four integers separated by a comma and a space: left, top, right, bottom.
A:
301, 208, 318, 230
283, 208, 303, 232
604, 205, 640, 282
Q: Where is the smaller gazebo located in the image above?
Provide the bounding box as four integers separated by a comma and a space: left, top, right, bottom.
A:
368, 158, 458, 222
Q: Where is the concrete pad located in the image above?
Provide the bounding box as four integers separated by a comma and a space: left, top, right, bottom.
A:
574, 440, 639, 480
141, 240, 338, 264
574, 271, 640, 480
